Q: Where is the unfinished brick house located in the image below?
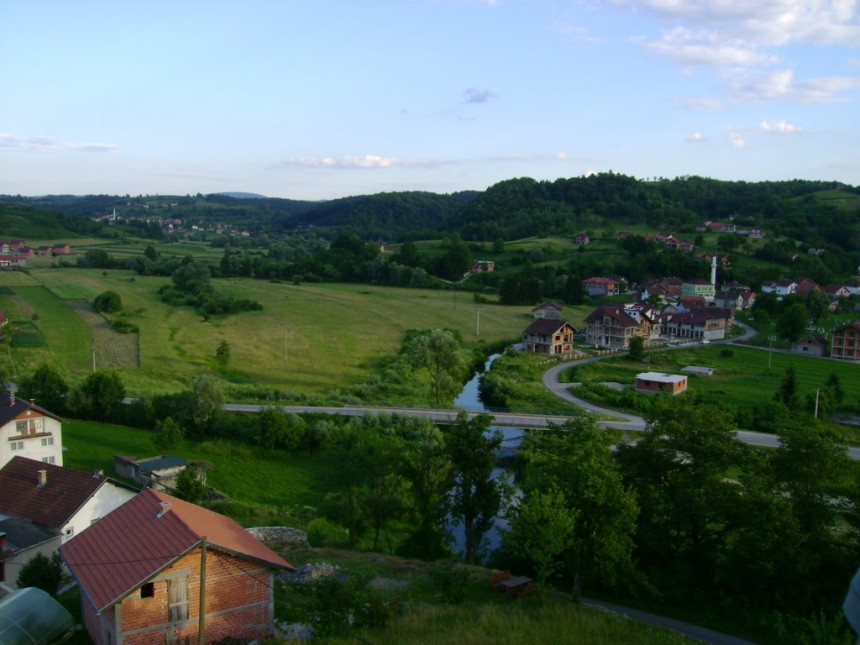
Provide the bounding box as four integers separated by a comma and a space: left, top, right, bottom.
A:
61, 489, 294, 645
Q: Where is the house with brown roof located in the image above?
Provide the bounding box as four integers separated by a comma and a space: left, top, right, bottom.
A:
522, 319, 576, 355
831, 320, 860, 362
62, 489, 294, 645
0, 395, 64, 469
583, 276, 621, 296
52, 243, 71, 255
584, 303, 655, 349
0, 457, 137, 591
791, 334, 829, 357
575, 232, 590, 245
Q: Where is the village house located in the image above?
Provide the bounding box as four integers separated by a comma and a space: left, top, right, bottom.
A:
531, 302, 563, 320
661, 310, 729, 342
583, 276, 621, 297
0, 457, 137, 591
36, 246, 53, 256
635, 372, 688, 396
0, 395, 64, 469
681, 278, 716, 302
584, 303, 656, 349
794, 278, 821, 298
574, 232, 590, 245
635, 277, 683, 303
824, 284, 851, 300
522, 319, 576, 355
831, 320, 860, 362
791, 334, 829, 357
62, 489, 294, 645
761, 278, 797, 297
0, 254, 26, 269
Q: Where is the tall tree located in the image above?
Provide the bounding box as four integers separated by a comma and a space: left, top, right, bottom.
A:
444, 412, 504, 564
503, 485, 577, 599
519, 418, 639, 592
408, 329, 464, 405
616, 397, 748, 596
73, 370, 126, 422
774, 366, 801, 412
18, 364, 69, 413
190, 375, 223, 435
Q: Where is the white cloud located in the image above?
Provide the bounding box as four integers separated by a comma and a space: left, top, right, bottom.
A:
616, 0, 860, 48
644, 26, 777, 69
687, 132, 707, 142
556, 151, 570, 160
463, 87, 496, 104
554, 21, 601, 42
728, 132, 746, 148
277, 155, 457, 170
725, 69, 860, 103
0, 133, 117, 153
758, 119, 802, 133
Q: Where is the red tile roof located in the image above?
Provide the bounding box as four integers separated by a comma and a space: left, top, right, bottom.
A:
0, 457, 110, 528
62, 489, 293, 613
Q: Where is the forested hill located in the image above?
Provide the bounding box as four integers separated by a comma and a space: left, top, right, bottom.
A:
447, 175, 859, 247
284, 190, 478, 239
2, 175, 858, 254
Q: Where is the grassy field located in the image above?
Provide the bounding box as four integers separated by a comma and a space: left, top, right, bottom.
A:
568, 344, 860, 408
62, 418, 324, 525
0, 266, 534, 397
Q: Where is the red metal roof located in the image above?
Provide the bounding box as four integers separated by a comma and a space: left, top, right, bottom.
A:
0, 457, 109, 528
62, 489, 293, 613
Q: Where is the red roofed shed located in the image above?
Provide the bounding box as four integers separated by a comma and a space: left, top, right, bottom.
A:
62, 489, 293, 645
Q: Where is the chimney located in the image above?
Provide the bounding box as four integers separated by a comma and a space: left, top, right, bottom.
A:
8, 392, 14, 406
93, 469, 104, 478
157, 501, 172, 518
0, 532, 6, 550
37, 470, 47, 487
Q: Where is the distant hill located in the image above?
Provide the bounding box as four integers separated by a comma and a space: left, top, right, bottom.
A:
212, 192, 268, 199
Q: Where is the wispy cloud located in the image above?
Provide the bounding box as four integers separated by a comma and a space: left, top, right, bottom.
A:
463, 87, 496, 104
276, 155, 458, 170
0, 133, 117, 153
728, 132, 746, 148
607, 0, 860, 105
687, 132, 707, 142
758, 119, 802, 133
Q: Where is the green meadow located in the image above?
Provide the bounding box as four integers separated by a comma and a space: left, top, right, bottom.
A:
0, 266, 533, 397
568, 344, 860, 415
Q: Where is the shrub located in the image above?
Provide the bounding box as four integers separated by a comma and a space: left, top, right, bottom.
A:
17, 552, 66, 595
307, 517, 350, 548
93, 290, 122, 313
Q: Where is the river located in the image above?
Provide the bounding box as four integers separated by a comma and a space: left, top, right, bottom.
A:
448, 353, 524, 559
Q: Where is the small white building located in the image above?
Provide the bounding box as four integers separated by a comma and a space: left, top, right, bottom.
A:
635, 372, 688, 396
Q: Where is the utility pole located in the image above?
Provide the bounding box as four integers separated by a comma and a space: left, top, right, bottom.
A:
768, 335, 776, 371
814, 388, 820, 419
91, 348, 96, 373
476, 306, 480, 336
198, 537, 207, 645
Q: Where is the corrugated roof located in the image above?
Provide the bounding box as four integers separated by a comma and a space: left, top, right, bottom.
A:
0, 457, 110, 529
62, 489, 293, 613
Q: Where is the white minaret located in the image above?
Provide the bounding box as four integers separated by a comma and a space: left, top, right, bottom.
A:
711, 254, 717, 287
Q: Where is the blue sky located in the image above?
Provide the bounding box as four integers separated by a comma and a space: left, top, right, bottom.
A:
1, 0, 858, 200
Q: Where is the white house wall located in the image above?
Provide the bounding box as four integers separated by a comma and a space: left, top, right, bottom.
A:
1, 535, 62, 591
62, 483, 137, 543
0, 416, 63, 469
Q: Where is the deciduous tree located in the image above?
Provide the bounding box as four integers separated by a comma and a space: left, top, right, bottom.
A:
408, 329, 464, 405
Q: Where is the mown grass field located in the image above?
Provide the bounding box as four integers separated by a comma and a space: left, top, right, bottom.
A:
0, 266, 533, 397
567, 343, 860, 414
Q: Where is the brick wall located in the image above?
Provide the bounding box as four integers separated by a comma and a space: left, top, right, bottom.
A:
84, 546, 275, 644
